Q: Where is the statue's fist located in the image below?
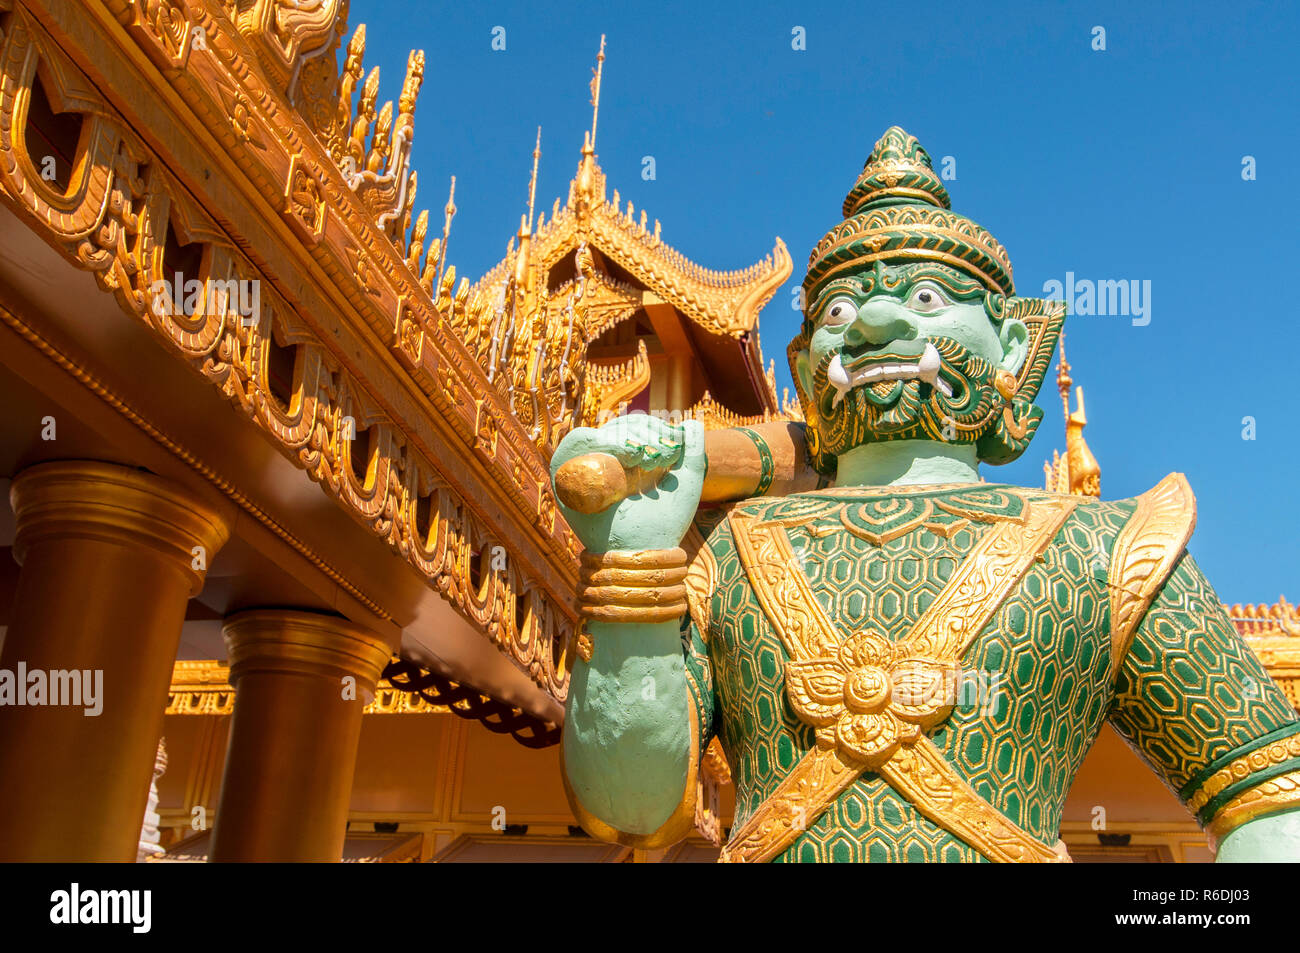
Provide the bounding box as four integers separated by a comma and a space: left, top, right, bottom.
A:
550, 413, 706, 553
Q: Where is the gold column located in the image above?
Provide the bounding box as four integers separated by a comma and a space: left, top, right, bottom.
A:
209, 610, 391, 862
0, 461, 229, 861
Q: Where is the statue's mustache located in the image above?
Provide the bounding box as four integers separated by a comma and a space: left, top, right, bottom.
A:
809, 336, 1002, 452
813, 337, 993, 412
824, 341, 951, 408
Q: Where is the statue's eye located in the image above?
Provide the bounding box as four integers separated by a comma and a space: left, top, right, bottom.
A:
821, 297, 858, 327
905, 283, 950, 313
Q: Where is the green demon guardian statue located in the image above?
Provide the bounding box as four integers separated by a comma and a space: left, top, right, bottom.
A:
548, 128, 1300, 862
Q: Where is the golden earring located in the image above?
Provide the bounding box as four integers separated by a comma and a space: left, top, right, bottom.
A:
994, 370, 1018, 401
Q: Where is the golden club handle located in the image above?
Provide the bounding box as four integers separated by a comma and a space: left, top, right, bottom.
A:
553, 422, 818, 514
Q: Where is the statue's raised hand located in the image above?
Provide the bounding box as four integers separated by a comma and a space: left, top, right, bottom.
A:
550, 414, 706, 553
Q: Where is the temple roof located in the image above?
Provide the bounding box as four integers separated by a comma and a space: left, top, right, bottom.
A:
472, 151, 791, 341
1227, 597, 1300, 639
460, 39, 791, 426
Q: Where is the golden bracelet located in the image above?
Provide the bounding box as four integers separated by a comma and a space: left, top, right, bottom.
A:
576, 548, 690, 626
1186, 731, 1300, 815
1206, 769, 1300, 847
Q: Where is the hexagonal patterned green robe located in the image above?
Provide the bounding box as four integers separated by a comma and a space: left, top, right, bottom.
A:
679, 476, 1300, 862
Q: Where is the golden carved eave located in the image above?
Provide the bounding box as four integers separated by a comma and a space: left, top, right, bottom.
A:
6, 0, 577, 698
686, 389, 803, 432
71, 0, 566, 548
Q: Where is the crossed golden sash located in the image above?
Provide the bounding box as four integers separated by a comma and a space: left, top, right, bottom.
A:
719, 494, 1078, 863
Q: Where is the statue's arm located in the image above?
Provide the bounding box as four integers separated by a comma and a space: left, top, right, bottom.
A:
1107, 552, 1300, 861
562, 617, 701, 844
550, 416, 711, 845
1215, 806, 1300, 862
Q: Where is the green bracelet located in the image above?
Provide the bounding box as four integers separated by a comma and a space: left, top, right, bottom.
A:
740, 428, 776, 496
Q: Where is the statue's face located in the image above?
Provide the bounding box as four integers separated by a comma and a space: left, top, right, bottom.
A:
795, 262, 1028, 460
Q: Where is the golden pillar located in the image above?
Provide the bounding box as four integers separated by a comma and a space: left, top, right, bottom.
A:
210, 610, 391, 862
0, 461, 229, 861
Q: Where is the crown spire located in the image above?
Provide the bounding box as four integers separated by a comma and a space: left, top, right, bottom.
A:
803, 126, 1013, 301
841, 125, 951, 218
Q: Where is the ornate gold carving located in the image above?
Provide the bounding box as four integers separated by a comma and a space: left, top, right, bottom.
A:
474, 398, 500, 457
284, 153, 327, 242
1206, 770, 1300, 847
684, 543, 718, 638
0, 3, 583, 700
683, 389, 804, 432
1107, 473, 1197, 682
474, 159, 791, 342
0, 300, 392, 622
694, 738, 730, 846
126, 0, 194, 70
100, 0, 583, 562
234, 0, 347, 90
1228, 596, 1300, 638
166, 661, 239, 715
392, 295, 424, 366
833, 496, 997, 547
1186, 731, 1300, 815
1230, 597, 1300, 710
785, 631, 956, 766
346, 242, 383, 297
457, 52, 794, 453
721, 494, 1077, 862
876, 741, 1069, 863
537, 481, 558, 534
575, 627, 594, 663
582, 341, 651, 424
211, 78, 267, 151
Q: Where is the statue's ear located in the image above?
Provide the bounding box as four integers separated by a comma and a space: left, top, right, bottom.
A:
794, 348, 814, 400
999, 297, 1065, 405
998, 317, 1030, 376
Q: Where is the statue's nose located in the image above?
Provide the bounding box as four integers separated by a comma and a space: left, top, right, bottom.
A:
845, 299, 917, 348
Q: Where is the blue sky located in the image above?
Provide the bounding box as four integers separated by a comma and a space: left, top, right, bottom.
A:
355, 0, 1299, 605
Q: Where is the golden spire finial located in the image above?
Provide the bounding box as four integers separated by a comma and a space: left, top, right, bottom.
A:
589, 34, 606, 154
527, 126, 542, 232
1056, 331, 1073, 423
435, 175, 456, 292
1053, 333, 1100, 497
